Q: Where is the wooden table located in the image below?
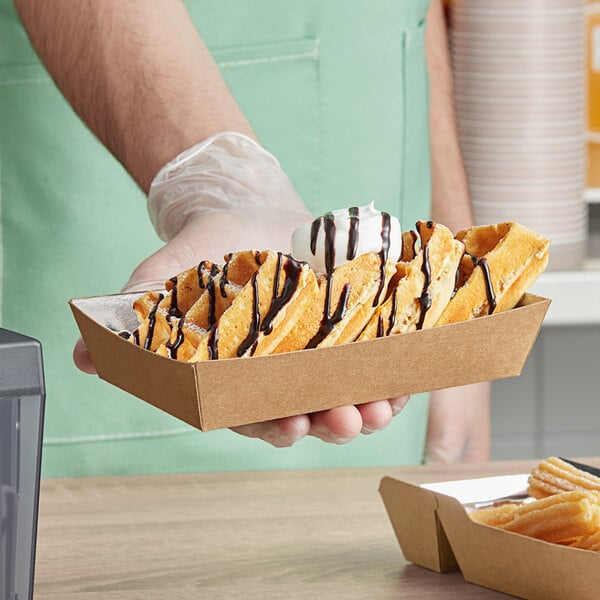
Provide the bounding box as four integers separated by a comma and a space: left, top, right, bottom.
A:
35, 459, 594, 599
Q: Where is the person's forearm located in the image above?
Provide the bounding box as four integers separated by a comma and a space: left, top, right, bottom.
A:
425, 0, 473, 232
15, 0, 256, 193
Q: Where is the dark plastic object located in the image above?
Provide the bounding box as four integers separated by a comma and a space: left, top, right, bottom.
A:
0, 328, 45, 600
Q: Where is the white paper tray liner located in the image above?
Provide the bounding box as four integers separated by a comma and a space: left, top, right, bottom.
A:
421, 474, 529, 505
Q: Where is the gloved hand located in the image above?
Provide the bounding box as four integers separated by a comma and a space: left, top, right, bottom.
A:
74, 132, 409, 447
424, 381, 491, 463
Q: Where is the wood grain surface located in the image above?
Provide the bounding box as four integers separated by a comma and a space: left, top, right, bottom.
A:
35, 459, 599, 599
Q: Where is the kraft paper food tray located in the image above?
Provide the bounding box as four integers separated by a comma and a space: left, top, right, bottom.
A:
69, 292, 550, 432
379, 473, 600, 600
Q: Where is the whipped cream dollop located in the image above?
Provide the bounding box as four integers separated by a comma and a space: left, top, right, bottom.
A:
291, 202, 402, 275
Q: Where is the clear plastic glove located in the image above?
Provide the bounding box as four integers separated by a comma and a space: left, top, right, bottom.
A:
424, 381, 491, 463
74, 132, 409, 447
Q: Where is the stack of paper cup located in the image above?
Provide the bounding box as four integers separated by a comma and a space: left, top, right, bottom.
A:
450, 0, 588, 270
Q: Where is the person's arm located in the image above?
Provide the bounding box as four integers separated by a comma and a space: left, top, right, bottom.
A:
16, 0, 408, 448
424, 0, 491, 463
426, 0, 473, 232
14, 0, 256, 193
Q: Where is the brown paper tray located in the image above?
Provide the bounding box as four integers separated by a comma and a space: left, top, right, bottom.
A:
69, 292, 550, 432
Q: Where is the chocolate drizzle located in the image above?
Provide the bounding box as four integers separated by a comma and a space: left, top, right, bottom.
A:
388, 292, 398, 335
347, 206, 359, 260
220, 257, 231, 298
207, 325, 219, 360
417, 245, 432, 330
376, 288, 398, 338
469, 254, 497, 314
166, 317, 185, 359
372, 212, 391, 307
310, 217, 322, 255
197, 261, 207, 289
451, 261, 462, 299
376, 314, 384, 338
143, 293, 164, 350
307, 213, 351, 348
412, 231, 419, 254
237, 272, 260, 357
168, 277, 183, 320
261, 253, 303, 336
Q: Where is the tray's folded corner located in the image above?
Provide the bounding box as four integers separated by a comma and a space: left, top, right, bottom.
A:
379, 476, 459, 573
380, 472, 600, 600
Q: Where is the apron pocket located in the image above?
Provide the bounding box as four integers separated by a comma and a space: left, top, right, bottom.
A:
400, 20, 431, 228
212, 38, 321, 206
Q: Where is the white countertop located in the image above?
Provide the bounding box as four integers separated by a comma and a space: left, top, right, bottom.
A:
531, 265, 600, 326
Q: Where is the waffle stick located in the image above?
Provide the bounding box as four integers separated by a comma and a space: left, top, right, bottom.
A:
189, 250, 318, 361
358, 221, 464, 340
436, 222, 550, 326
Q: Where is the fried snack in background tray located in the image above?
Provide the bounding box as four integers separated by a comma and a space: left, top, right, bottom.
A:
470, 490, 600, 545
358, 221, 464, 340
527, 457, 600, 499
436, 222, 550, 326
571, 529, 600, 551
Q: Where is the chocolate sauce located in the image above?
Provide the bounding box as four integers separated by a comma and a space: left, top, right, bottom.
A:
307, 213, 351, 347
168, 277, 183, 319
143, 293, 164, 350
470, 254, 497, 314
307, 279, 351, 348
254, 251, 262, 265
426, 220, 433, 229
373, 212, 391, 306
451, 261, 462, 299
417, 246, 432, 330
376, 314, 384, 338
310, 217, 322, 255
118, 331, 131, 340
323, 213, 336, 270
207, 325, 219, 360
237, 272, 260, 357
410, 229, 419, 256
220, 257, 231, 298
207, 276, 217, 329
387, 291, 398, 335
261, 253, 303, 336
166, 317, 185, 359
197, 261, 207, 289
133, 330, 140, 345
347, 207, 359, 260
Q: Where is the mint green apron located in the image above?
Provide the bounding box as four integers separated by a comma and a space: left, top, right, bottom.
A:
0, 0, 431, 478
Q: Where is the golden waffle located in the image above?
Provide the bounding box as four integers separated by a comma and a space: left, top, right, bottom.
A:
130, 252, 267, 355
276, 252, 396, 351
436, 222, 550, 326
189, 250, 318, 360
358, 221, 464, 339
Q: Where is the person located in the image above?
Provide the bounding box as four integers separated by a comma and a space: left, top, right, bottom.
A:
1, 0, 489, 477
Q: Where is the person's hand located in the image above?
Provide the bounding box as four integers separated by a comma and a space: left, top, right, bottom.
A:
73, 132, 410, 447
424, 381, 491, 463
